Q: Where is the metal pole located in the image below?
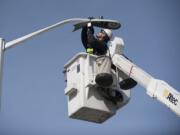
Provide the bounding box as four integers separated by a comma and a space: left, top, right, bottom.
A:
5, 18, 89, 50
0, 38, 5, 108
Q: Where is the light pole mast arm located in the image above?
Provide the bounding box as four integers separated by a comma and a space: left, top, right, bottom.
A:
5, 18, 89, 50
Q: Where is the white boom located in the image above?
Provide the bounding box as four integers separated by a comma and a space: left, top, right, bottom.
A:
112, 53, 180, 116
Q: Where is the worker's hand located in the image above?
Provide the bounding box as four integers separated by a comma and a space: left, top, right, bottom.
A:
87, 22, 92, 27
87, 16, 94, 27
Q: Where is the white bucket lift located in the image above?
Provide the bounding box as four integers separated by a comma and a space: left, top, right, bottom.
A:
64, 35, 180, 123
64, 37, 130, 123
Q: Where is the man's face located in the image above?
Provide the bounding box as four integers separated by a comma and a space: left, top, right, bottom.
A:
96, 30, 107, 41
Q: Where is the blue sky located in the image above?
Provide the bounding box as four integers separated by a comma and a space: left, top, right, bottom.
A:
0, 0, 180, 135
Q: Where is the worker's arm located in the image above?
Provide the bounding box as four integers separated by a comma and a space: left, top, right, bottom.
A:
112, 54, 180, 116
86, 26, 96, 46
81, 26, 88, 49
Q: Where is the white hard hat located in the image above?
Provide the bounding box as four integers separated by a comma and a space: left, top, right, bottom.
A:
102, 29, 113, 40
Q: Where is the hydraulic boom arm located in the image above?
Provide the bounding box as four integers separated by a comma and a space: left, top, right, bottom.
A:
112, 54, 180, 116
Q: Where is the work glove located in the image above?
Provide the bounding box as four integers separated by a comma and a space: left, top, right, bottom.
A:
87, 16, 94, 28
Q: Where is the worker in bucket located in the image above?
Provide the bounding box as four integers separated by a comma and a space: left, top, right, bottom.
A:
81, 20, 137, 103
81, 22, 114, 85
